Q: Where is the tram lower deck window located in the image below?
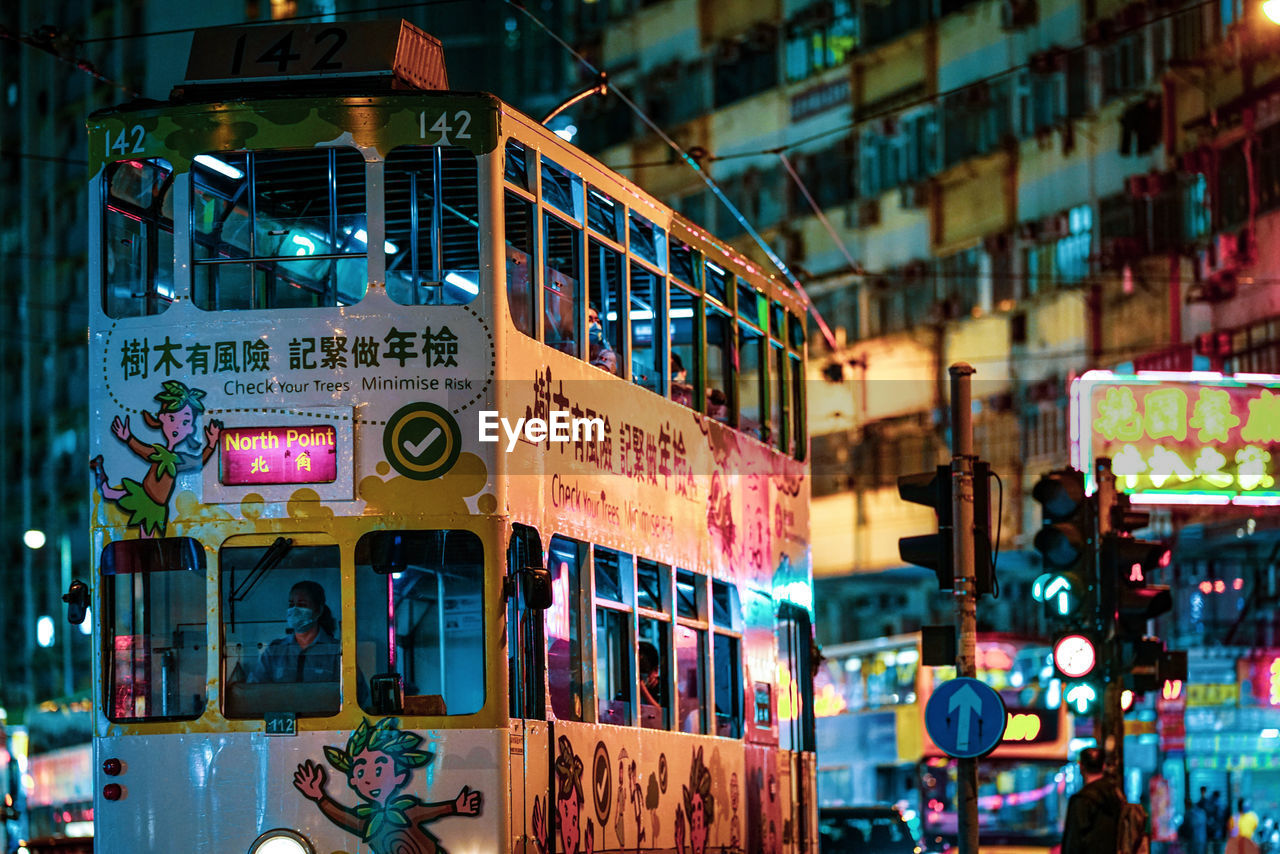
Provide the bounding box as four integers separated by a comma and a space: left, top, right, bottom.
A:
102, 538, 206, 722
221, 538, 343, 719
355, 530, 486, 716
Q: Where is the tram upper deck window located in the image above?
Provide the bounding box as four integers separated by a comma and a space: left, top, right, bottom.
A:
355, 530, 486, 717
102, 158, 175, 318
102, 538, 206, 722
385, 146, 481, 305
628, 211, 665, 271
587, 186, 623, 242
669, 283, 699, 410
191, 147, 367, 311
221, 538, 343, 718
669, 239, 699, 287
505, 191, 537, 338
705, 261, 731, 306
504, 139, 530, 190
541, 156, 582, 221
544, 213, 582, 356
630, 262, 664, 394
706, 307, 734, 424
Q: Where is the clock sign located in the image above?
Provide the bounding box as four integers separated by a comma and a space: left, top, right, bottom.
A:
1053, 634, 1097, 679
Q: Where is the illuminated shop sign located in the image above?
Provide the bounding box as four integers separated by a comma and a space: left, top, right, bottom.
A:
220, 425, 338, 486
1072, 370, 1280, 505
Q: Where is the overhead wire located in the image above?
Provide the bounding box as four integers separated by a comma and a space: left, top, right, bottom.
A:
608, 0, 1225, 170
502, 0, 844, 349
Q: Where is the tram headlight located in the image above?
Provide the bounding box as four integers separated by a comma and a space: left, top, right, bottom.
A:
248, 829, 314, 854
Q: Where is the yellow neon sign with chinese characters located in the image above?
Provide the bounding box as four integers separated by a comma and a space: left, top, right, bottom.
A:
1074, 371, 1280, 504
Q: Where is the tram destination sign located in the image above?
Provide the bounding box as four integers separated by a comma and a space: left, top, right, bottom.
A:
220, 425, 338, 486
1073, 370, 1280, 505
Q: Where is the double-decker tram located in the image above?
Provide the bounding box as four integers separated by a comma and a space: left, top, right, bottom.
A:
86, 19, 814, 854
815, 634, 1075, 853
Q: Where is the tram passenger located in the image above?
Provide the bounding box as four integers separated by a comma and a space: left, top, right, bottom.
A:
671, 353, 694, 407
588, 305, 620, 375
249, 580, 341, 684
638, 641, 663, 709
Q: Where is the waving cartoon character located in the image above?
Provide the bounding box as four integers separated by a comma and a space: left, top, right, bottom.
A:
675, 746, 715, 854
90, 380, 220, 538
292, 717, 482, 854
532, 735, 594, 854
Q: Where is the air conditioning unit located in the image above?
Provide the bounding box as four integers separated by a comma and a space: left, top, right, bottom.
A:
854, 199, 881, 227
1001, 0, 1038, 29
1039, 213, 1070, 241
899, 181, 930, 209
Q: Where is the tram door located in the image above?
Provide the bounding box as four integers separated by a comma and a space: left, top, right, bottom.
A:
778, 604, 817, 853
507, 525, 548, 854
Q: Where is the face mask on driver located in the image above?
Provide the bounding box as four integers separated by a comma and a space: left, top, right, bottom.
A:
286, 606, 318, 633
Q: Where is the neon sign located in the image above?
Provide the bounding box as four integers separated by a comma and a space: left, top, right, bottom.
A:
1072, 371, 1280, 504
220, 425, 338, 486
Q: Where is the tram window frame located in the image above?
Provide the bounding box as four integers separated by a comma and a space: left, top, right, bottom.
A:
712, 580, 744, 738
102, 157, 176, 319
504, 139, 531, 190
541, 156, 583, 222
770, 341, 787, 451
629, 211, 666, 272
674, 569, 708, 734
190, 147, 368, 311
547, 535, 588, 722
669, 282, 701, 411
790, 352, 807, 461
504, 188, 538, 339
594, 546, 635, 726
706, 305, 735, 425
669, 239, 699, 288
543, 211, 583, 357
384, 145, 482, 306
101, 537, 207, 723
705, 260, 732, 306
629, 260, 665, 395
636, 559, 672, 730
587, 185, 624, 242
737, 321, 766, 440
588, 238, 625, 377
220, 536, 344, 720
353, 529, 486, 717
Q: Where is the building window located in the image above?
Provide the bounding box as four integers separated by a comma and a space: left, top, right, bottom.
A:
784, 0, 858, 83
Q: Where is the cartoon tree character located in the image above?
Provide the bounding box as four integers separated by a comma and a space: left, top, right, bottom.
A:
292, 717, 482, 854
675, 747, 715, 854
90, 380, 221, 538
532, 735, 594, 854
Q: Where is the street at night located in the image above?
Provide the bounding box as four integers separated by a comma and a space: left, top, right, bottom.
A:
1, 0, 1279, 852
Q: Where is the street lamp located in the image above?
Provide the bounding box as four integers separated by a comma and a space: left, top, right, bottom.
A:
21, 528, 75, 697
1265, 0, 1280, 25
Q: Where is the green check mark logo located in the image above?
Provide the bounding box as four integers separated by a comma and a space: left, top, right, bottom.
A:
404, 426, 443, 459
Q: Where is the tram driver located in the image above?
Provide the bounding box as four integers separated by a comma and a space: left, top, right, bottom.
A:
249, 580, 341, 684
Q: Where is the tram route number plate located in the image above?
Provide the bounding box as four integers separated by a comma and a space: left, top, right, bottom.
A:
265, 712, 297, 736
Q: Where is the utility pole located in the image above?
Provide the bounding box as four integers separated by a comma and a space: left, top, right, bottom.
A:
950, 363, 979, 854
1095, 457, 1125, 782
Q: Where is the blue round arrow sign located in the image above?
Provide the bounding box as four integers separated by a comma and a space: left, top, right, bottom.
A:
924, 677, 1008, 759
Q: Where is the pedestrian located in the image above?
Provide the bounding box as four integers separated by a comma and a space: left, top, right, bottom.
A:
1231, 800, 1261, 846
1210, 792, 1228, 853
1061, 747, 1123, 854
1180, 797, 1208, 854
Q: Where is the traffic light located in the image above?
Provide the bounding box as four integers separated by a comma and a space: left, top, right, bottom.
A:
898, 465, 952, 589
1100, 533, 1172, 640
1031, 469, 1094, 622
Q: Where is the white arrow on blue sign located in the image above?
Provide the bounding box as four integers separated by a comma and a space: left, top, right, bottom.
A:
924, 677, 1008, 759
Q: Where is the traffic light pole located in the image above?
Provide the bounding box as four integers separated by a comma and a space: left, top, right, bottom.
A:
1095, 458, 1125, 783
950, 363, 980, 854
